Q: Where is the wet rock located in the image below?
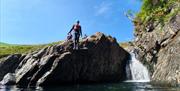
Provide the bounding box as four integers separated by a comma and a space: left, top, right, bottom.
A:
0, 54, 23, 81
0, 73, 16, 85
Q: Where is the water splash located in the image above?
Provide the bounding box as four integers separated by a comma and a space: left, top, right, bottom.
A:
125, 53, 150, 82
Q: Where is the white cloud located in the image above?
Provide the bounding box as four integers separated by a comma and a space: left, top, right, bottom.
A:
94, 1, 112, 16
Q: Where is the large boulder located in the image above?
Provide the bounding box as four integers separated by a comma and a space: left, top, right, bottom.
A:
11, 32, 129, 87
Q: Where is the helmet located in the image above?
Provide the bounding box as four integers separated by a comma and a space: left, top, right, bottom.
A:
77, 20, 80, 23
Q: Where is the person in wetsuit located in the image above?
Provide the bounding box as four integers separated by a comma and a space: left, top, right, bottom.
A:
68, 20, 82, 50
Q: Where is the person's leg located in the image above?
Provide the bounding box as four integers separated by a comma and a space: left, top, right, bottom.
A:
73, 33, 76, 49
75, 39, 77, 49
74, 32, 79, 50
76, 34, 80, 49
74, 41, 76, 50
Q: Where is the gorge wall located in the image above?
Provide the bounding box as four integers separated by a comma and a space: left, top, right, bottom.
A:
132, 0, 180, 85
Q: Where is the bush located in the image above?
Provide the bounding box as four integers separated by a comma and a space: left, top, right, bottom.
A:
135, 0, 179, 30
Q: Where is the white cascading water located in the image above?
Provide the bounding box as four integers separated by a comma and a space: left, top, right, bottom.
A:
125, 52, 150, 82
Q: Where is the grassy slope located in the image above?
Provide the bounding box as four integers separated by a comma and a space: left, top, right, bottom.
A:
0, 41, 62, 58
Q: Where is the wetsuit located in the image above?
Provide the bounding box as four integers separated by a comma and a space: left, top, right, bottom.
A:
69, 24, 82, 49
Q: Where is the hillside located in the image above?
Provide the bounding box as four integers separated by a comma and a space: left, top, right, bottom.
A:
0, 42, 62, 58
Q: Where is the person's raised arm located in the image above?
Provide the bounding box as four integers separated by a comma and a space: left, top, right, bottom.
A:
68, 25, 74, 34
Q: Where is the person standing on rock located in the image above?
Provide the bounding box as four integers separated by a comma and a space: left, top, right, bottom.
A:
68, 20, 82, 50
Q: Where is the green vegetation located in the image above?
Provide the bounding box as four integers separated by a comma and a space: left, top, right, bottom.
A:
135, 0, 180, 31
119, 42, 133, 49
0, 41, 62, 58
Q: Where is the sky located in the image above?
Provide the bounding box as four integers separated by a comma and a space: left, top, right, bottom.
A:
0, 0, 142, 44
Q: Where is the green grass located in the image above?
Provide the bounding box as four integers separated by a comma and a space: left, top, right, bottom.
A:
0, 41, 62, 58
134, 0, 180, 31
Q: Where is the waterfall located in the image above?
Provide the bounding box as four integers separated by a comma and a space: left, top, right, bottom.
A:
125, 52, 150, 82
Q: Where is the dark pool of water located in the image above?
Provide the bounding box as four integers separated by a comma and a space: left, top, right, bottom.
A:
0, 82, 179, 91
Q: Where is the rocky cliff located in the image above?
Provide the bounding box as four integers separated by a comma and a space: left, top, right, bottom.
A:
0, 32, 129, 87
132, 0, 180, 85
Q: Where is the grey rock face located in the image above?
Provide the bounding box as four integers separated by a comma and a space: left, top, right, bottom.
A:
0, 73, 16, 85
152, 31, 180, 85
0, 54, 23, 81
133, 10, 180, 85
169, 14, 180, 33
